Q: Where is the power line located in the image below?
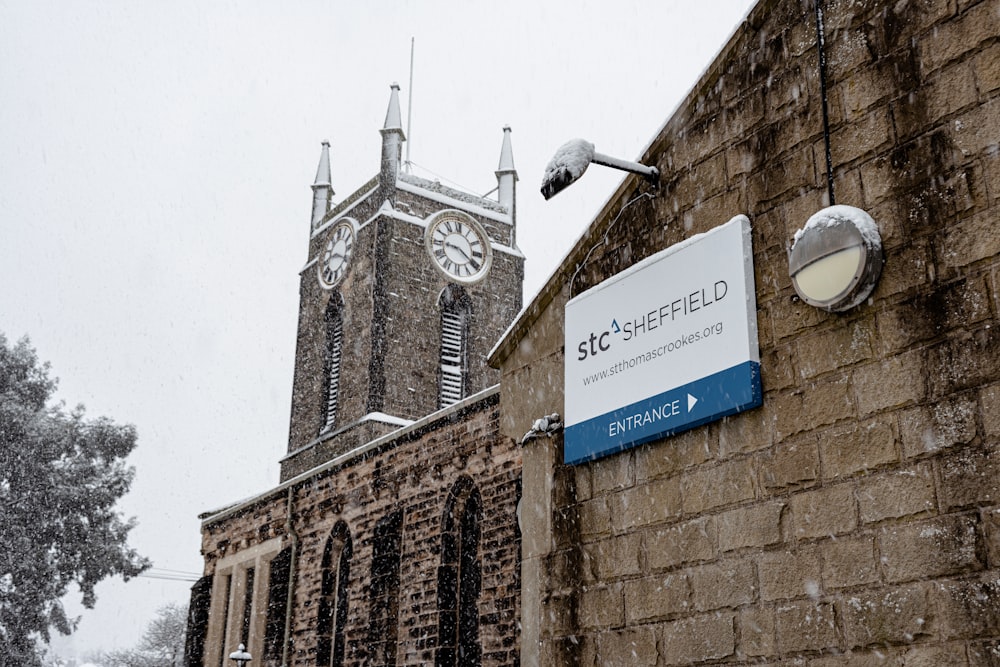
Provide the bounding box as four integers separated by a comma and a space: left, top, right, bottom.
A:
406, 160, 480, 197
138, 567, 201, 583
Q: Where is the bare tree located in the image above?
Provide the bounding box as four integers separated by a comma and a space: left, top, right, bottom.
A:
98, 602, 187, 667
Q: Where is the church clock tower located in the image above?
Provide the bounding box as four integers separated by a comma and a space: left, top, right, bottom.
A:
281, 84, 523, 480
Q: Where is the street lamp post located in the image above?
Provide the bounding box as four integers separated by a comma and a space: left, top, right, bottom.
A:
229, 644, 252, 667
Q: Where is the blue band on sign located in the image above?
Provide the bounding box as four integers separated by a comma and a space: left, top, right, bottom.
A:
564, 361, 762, 465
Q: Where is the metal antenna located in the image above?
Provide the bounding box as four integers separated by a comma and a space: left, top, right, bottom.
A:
404, 37, 414, 173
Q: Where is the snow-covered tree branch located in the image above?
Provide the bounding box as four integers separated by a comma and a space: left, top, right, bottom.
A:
0, 334, 150, 666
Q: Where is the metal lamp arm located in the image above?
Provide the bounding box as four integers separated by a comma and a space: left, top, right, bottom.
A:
591, 152, 660, 183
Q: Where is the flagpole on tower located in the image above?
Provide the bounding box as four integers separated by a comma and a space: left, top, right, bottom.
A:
404, 37, 414, 173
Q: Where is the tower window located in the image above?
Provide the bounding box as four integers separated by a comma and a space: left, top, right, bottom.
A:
436, 477, 482, 667
439, 286, 472, 409
318, 522, 353, 667
322, 294, 344, 433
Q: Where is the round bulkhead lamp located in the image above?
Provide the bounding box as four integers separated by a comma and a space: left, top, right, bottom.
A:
788, 205, 883, 312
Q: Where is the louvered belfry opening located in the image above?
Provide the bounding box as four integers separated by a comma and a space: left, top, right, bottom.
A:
439, 285, 472, 409
322, 294, 344, 433
440, 310, 465, 406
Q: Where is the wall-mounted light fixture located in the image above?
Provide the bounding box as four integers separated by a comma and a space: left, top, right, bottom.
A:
540, 138, 659, 200
788, 205, 883, 312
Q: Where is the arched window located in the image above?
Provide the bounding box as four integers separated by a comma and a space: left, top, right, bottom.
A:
439, 286, 472, 409
321, 294, 344, 433
263, 547, 292, 664
317, 522, 352, 667
436, 477, 482, 667
367, 510, 403, 666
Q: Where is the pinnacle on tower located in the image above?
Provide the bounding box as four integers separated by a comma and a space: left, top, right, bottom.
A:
496, 126, 518, 228
382, 82, 405, 135
379, 83, 406, 204
496, 126, 515, 174
311, 141, 333, 228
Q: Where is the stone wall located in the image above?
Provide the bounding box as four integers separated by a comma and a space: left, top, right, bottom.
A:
495, 0, 1000, 663
199, 391, 521, 666
284, 181, 522, 481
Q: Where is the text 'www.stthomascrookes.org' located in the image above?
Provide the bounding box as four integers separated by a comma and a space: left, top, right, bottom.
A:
580, 321, 724, 387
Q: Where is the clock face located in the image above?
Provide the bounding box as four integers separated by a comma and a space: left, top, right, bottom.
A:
318, 221, 354, 288
425, 210, 493, 284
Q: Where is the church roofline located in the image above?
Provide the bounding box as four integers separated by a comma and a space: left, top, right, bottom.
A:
279, 411, 416, 464
487, 170, 648, 368
490, 0, 758, 370
312, 176, 380, 238
199, 385, 501, 526
397, 173, 511, 222
311, 168, 514, 242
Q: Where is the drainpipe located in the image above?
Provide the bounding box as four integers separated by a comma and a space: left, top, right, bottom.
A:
281, 486, 299, 667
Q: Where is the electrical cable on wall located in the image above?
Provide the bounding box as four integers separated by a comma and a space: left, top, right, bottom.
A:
814, 0, 836, 205
569, 191, 655, 294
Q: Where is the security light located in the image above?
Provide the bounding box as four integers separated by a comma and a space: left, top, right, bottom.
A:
788, 205, 883, 312
229, 644, 252, 667
541, 138, 659, 200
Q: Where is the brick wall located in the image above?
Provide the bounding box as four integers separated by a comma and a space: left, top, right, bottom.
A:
497, 0, 1000, 663
200, 391, 521, 666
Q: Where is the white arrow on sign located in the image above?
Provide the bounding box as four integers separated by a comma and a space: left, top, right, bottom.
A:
687, 394, 698, 412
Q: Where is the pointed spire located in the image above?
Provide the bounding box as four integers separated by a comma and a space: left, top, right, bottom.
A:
382, 82, 406, 137
496, 126, 518, 227
311, 141, 333, 228
313, 141, 332, 188
380, 83, 406, 204
496, 125, 516, 174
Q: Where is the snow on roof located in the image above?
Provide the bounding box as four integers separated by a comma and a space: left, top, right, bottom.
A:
200, 386, 501, 525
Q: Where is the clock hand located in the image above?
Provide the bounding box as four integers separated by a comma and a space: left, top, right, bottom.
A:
444, 242, 471, 261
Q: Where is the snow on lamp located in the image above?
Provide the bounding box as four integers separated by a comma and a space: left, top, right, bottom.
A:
229, 644, 252, 667
540, 138, 659, 200
788, 205, 883, 312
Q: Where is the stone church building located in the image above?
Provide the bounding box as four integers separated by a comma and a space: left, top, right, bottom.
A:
185, 84, 524, 667
189, 0, 1000, 664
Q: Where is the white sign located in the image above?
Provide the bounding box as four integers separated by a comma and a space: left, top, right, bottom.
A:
563, 215, 760, 464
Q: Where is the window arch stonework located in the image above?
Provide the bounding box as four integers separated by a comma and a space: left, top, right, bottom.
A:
317, 521, 352, 667
367, 509, 403, 667
436, 477, 482, 667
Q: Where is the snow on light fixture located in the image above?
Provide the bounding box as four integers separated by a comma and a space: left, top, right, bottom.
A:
229, 644, 252, 667
540, 138, 659, 200
788, 205, 883, 312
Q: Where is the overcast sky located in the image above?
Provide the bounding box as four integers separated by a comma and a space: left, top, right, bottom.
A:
1, 0, 756, 659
